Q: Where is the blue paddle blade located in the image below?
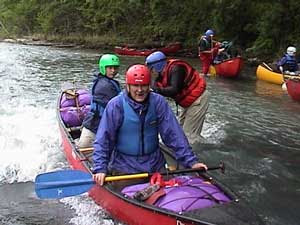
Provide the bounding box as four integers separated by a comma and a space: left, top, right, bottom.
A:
35, 170, 95, 199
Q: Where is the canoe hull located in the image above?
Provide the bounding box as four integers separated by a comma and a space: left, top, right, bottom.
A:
286, 79, 300, 101
114, 42, 181, 57
214, 57, 243, 77
256, 65, 284, 85
56, 87, 265, 225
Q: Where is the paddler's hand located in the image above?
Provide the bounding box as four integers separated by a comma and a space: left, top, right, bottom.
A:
218, 48, 225, 54
279, 66, 283, 73
192, 163, 208, 171
93, 172, 106, 186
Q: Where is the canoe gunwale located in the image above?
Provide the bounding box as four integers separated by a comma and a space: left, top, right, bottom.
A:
114, 42, 181, 57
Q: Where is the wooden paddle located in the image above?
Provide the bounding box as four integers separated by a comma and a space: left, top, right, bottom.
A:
262, 62, 273, 71
35, 163, 225, 199
280, 69, 288, 90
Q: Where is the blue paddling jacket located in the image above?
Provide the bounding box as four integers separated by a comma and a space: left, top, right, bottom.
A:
93, 90, 199, 174
83, 73, 121, 133
277, 54, 298, 72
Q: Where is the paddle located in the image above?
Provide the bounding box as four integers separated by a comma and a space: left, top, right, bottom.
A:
210, 34, 214, 61
283, 74, 300, 80
208, 35, 217, 76
279, 67, 288, 90
262, 62, 273, 71
35, 163, 225, 199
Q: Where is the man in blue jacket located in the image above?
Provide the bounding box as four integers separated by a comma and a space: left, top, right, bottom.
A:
92, 64, 207, 186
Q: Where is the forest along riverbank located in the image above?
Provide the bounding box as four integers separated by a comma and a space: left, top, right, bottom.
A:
0, 38, 263, 64
0, 42, 299, 225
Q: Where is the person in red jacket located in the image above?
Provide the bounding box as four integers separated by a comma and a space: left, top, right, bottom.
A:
145, 51, 209, 144
198, 29, 222, 76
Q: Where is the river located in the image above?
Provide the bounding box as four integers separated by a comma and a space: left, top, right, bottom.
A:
0, 42, 299, 225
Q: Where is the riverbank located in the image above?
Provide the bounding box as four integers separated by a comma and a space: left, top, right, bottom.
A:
0, 35, 262, 66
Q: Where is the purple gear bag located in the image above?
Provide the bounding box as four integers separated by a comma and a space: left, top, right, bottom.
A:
121, 176, 231, 213
60, 89, 91, 127
60, 89, 91, 107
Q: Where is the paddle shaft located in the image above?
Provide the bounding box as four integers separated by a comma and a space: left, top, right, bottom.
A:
263, 62, 273, 71
211, 35, 214, 61
105, 162, 225, 182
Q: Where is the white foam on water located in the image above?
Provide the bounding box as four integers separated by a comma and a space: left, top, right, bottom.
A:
0, 42, 120, 225
0, 101, 65, 183
61, 195, 123, 225
0, 96, 116, 224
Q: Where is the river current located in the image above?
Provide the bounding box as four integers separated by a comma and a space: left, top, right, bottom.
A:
0, 42, 299, 225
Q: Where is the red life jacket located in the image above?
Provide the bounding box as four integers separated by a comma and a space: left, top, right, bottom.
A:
156, 59, 206, 107
199, 36, 220, 60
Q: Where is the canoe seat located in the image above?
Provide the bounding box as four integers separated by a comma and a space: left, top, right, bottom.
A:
66, 125, 82, 132
79, 147, 94, 154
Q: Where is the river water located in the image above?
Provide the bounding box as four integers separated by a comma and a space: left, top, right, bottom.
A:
0, 42, 299, 225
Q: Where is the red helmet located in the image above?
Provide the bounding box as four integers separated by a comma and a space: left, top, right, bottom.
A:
126, 64, 151, 85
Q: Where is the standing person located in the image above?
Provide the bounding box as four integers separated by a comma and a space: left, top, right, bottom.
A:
145, 51, 209, 145
277, 46, 299, 75
198, 29, 221, 76
93, 64, 207, 186
78, 54, 121, 148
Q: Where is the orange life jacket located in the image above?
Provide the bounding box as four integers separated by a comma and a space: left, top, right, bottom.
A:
156, 59, 206, 107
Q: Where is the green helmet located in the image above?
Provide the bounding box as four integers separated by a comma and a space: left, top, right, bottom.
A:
99, 54, 120, 75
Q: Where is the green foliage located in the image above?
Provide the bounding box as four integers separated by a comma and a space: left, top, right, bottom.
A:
1, 0, 300, 58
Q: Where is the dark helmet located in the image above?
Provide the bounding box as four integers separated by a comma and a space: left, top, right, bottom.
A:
205, 29, 214, 37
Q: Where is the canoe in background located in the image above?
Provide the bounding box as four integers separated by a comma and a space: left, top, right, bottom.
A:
286, 78, 300, 101
114, 42, 181, 56
212, 56, 243, 78
256, 65, 284, 85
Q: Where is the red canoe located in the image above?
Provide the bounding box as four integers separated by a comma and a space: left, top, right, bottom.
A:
286, 78, 300, 101
55, 86, 265, 225
114, 42, 181, 56
212, 56, 243, 78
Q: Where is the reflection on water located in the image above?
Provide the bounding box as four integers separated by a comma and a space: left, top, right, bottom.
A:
255, 80, 285, 97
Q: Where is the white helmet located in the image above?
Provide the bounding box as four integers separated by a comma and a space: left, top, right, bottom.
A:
287, 46, 296, 56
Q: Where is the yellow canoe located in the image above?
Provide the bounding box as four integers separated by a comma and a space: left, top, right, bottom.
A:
256, 64, 284, 85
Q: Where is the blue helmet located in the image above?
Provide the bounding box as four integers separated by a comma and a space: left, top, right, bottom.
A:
205, 29, 214, 37
145, 51, 167, 73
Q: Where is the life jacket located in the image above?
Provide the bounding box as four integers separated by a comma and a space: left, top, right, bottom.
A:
199, 36, 220, 60
156, 59, 206, 107
284, 54, 298, 72
90, 75, 121, 117
116, 94, 158, 156
200, 36, 211, 50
